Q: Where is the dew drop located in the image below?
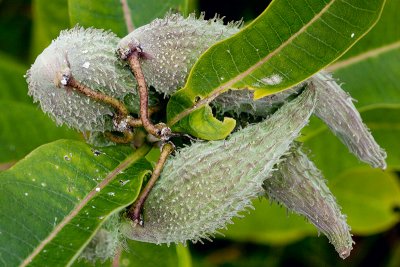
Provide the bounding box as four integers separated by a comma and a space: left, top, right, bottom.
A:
95, 187, 101, 192
24, 192, 29, 196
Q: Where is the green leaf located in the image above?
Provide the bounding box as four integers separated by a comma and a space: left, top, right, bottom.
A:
0, 140, 152, 266
333, 0, 399, 60
73, 242, 191, 267
31, 0, 70, 59
223, 198, 315, 245
329, 168, 400, 235
0, 53, 31, 103
68, 0, 186, 37
72, 243, 192, 267
0, 100, 80, 167
326, 0, 400, 108
119, 241, 191, 267
166, 0, 386, 140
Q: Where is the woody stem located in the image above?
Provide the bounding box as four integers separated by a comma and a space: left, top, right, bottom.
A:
127, 51, 162, 137
128, 142, 174, 224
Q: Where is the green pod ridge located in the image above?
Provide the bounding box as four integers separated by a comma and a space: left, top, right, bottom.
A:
263, 145, 353, 259
121, 87, 317, 244
118, 13, 241, 95
26, 26, 137, 132
312, 72, 387, 169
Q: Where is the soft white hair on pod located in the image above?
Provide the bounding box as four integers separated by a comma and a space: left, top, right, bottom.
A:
312, 71, 387, 169
121, 87, 317, 245
26, 26, 136, 132
264, 144, 354, 259
118, 13, 242, 95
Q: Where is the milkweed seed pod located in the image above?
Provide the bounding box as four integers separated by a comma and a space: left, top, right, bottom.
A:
26, 27, 137, 132
121, 87, 317, 244
312, 72, 387, 169
117, 13, 241, 95
263, 145, 353, 259
79, 214, 121, 263
212, 86, 301, 117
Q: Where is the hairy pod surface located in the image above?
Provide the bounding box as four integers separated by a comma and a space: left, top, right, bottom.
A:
26, 27, 136, 132
121, 87, 317, 244
264, 145, 353, 259
118, 13, 241, 95
312, 72, 387, 169
79, 214, 120, 263
212, 87, 300, 117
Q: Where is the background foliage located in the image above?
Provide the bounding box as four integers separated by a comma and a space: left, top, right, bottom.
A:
0, 0, 399, 266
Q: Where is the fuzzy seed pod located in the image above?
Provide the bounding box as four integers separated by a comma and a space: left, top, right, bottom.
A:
121, 87, 317, 244
26, 26, 137, 132
212, 86, 301, 117
118, 13, 241, 95
263, 145, 353, 259
311, 72, 387, 169
79, 214, 121, 263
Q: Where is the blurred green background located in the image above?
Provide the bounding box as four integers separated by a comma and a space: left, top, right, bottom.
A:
0, 0, 399, 266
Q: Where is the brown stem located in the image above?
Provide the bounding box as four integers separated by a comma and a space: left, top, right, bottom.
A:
127, 116, 142, 128
129, 142, 174, 224
67, 77, 129, 118
112, 246, 122, 267
105, 131, 134, 144
127, 51, 161, 137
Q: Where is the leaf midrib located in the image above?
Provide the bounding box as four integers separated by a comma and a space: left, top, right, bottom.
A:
20, 144, 151, 267
327, 41, 400, 71
169, 0, 336, 126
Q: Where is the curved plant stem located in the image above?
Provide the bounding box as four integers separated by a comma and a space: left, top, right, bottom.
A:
127, 51, 164, 137
67, 77, 129, 118
105, 131, 134, 144
128, 142, 175, 224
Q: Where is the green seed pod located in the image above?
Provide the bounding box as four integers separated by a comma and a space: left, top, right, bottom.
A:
312, 72, 387, 169
263, 144, 353, 259
26, 26, 136, 132
79, 214, 121, 263
118, 13, 241, 95
121, 87, 317, 244
212, 86, 301, 117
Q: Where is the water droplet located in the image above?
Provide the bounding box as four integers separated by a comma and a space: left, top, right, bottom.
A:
82, 62, 90, 69
24, 192, 29, 196
41, 183, 47, 187
351, 33, 355, 38
95, 187, 101, 192
108, 192, 115, 196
